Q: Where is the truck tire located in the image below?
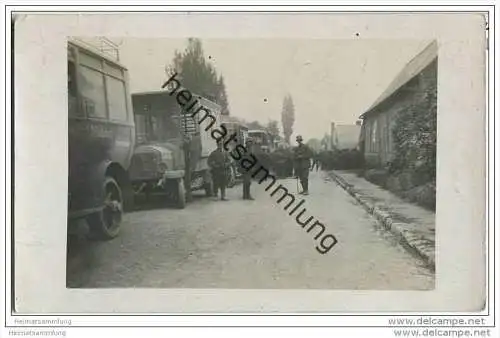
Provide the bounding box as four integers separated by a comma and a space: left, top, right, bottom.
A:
174, 178, 186, 209
87, 176, 123, 240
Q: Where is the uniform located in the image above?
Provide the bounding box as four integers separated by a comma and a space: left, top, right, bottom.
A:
208, 145, 231, 200
293, 136, 313, 195
311, 152, 320, 171
241, 140, 255, 200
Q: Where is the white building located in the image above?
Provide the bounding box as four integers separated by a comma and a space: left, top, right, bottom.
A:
331, 121, 362, 150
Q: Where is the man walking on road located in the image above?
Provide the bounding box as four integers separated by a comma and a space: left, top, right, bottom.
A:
311, 151, 320, 172
241, 139, 255, 200
208, 141, 231, 201
293, 135, 313, 195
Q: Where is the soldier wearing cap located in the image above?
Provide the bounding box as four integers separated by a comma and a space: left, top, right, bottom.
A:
241, 138, 255, 200
208, 140, 232, 201
293, 135, 313, 195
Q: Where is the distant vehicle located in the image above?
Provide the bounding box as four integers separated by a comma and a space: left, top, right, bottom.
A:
248, 129, 275, 153
67, 39, 135, 240
220, 119, 249, 183
129, 91, 222, 208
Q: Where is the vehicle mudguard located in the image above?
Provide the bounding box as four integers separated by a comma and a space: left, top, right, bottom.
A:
87, 160, 113, 207
93, 159, 134, 211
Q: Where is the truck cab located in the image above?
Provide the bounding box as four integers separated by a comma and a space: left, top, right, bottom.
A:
129, 91, 222, 208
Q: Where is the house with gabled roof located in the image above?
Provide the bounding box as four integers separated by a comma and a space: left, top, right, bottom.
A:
359, 40, 438, 168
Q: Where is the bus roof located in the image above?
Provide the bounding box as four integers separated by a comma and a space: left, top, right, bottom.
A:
132, 89, 206, 100
68, 38, 128, 70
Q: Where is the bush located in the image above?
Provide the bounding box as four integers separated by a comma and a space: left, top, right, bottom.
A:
328, 149, 364, 170
364, 167, 436, 211
364, 169, 389, 187
391, 76, 437, 186
404, 182, 436, 211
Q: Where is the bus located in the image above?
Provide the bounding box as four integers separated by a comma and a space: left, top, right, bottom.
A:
67, 39, 135, 240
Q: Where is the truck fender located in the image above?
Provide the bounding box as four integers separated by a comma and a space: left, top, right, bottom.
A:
89, 160, 133, 211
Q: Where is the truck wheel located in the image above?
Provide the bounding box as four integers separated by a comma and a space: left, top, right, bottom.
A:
87, 176, 123, 240
174, 178, 186, 209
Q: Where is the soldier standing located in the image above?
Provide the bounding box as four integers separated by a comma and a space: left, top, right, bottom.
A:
208, 141, 231, 201
293, 135, 313, 195
311, 151, 320, 172
241, 139, 255, 200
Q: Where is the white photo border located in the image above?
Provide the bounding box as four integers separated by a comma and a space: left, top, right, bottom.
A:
3, 3, 496, 329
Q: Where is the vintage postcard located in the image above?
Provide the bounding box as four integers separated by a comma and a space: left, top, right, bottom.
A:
11, 11, 488, 314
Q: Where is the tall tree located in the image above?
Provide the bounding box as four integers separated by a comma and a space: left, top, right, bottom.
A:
170, 38, 216, 97
216, 75, 230, 115
168, 38, 230, 113
281, 94, 295, 144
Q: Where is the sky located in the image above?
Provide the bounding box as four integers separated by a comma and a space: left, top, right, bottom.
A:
114, 38, 430, 140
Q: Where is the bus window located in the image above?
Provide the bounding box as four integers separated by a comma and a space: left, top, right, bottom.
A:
68, 60, 80, 116
79, 51, 103, 71
79, 66, 107, 118
103, 62, 124, 79
106, 75, 128, 121
150, 115, 160, 141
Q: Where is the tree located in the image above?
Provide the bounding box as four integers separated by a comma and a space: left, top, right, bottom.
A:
168, 38, 230, 114
247, 120, 265, 130
306, 138, 321, 152
281, 94, 295, 143
391, 70, 437, 184
265, 119, 281, 145
216, 75, 230, 115
266, 120, 280, 137
320, 133, 331, 150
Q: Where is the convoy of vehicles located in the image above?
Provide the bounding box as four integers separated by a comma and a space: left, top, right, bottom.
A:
67, 39, 135, 240
67, 39, 277, 242
128, 91, 222, 208
220, 118, 249, 181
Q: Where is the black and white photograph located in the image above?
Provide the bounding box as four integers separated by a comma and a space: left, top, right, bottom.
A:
10, 9, 491, 323
65, 36, 438, 290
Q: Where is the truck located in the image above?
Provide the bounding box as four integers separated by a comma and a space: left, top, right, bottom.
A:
128, 91, 222, 208
220, 117, 249, 182
248, 129, 275, 153
67, 38, 135, 240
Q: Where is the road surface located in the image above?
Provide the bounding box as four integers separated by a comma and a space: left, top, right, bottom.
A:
67, 171, 434, 289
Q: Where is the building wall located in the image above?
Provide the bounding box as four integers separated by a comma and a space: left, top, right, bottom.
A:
329, 122, 335, 151
362, 59, 437, 168
363, 101, 403, 167
332, 125, 362, 150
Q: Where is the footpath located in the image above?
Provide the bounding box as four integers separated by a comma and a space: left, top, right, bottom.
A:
328, 170, 435, 271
